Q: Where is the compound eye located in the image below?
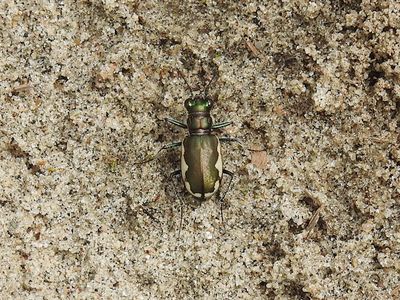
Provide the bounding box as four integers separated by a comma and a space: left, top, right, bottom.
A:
184, 99, 194, 109
189, 99, 196, 107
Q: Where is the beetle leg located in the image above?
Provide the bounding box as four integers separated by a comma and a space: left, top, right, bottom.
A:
219, 169, 234, 226
220, 137, 266, 152
168, 169, 184, 237
166, 117, 187, 129
212, 121, 232, 129
134, 141, 181, 164
219, 136, 240, 143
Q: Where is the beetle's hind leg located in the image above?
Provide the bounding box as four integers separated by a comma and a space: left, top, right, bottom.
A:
218, 169, 234, 228
169, 169, 185, 237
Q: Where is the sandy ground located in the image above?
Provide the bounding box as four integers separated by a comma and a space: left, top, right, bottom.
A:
1, 0, 399, 299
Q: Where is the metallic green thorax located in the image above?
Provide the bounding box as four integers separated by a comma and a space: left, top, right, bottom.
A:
181, 135, 222, 200
185, 96, 213, 134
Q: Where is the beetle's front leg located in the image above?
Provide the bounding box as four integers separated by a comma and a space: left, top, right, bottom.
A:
134, 141, 181, 164
166, 117, 187, 129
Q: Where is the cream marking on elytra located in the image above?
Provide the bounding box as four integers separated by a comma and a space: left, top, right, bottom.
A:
215, 138, 223, 177
204, 139, 222, 198
181, 143, 188, 182
181, 142, 200, 197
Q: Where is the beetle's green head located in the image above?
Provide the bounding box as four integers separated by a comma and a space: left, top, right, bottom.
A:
184, 96, 213, 113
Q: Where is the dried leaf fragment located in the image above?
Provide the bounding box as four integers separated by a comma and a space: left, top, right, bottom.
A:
251, 149, 268, 169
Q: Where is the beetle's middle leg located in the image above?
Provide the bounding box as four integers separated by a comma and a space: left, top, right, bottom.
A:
168, 169, 184, 236
212, 121, 232, 129
134, 141, 181, 164
219, 136, 240, 143
220, 137, 265, 152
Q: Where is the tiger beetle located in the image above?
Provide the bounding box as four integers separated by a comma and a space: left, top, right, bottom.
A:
136, 71, 240, 230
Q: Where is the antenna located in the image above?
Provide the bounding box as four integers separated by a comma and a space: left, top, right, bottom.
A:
176, 69, 194, 98
204, 71, 218, 98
